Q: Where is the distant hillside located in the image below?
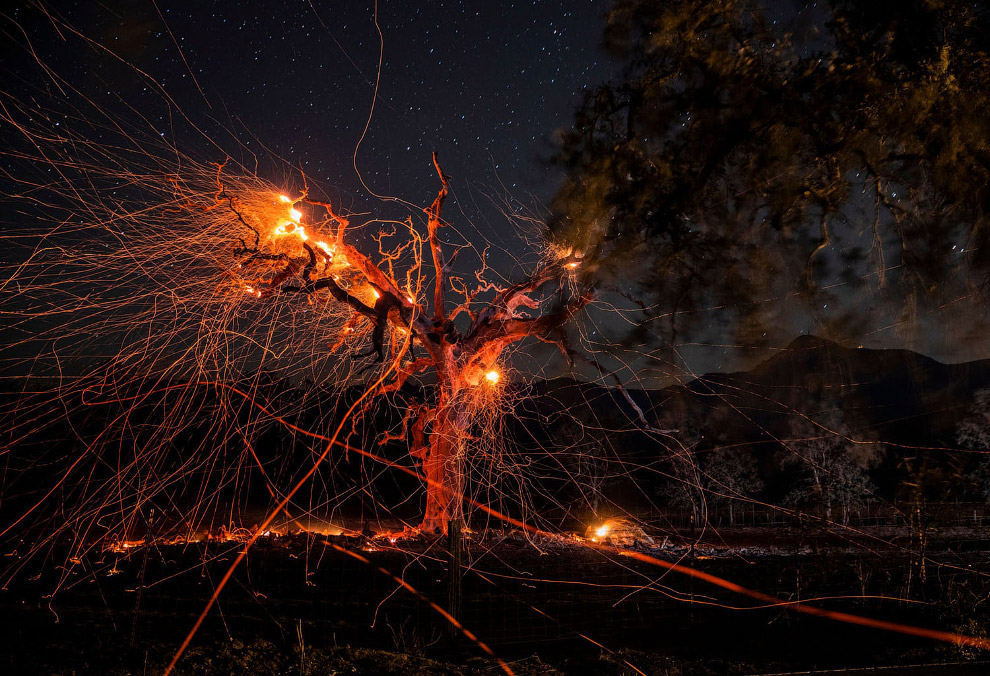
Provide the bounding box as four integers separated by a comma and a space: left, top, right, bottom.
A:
645, 335, 990, 447
2, 336, 989, 532
507, 336, 990, 507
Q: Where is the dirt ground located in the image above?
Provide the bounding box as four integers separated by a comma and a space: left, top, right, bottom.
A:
2, 527, 989, 675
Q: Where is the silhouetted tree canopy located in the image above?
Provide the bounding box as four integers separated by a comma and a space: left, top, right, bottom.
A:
552, 0, 990, 345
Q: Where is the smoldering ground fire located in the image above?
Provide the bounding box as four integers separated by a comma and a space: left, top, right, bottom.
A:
4, 1, 990, 675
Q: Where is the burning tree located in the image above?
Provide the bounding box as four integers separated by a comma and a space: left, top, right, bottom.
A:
0, 59, 607, 560
217, 154, 592, 533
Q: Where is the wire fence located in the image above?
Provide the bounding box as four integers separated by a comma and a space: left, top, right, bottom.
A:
641, 502, 990, 530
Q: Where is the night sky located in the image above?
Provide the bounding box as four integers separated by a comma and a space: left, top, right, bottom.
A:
5, 1, 614, 256
0, 0, 631, 378
2, 1, 987, 380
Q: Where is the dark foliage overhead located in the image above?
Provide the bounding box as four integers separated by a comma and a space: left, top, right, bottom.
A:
551, 0, 990, 343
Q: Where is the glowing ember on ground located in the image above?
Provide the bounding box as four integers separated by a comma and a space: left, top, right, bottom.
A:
595, 524, 609, 538
485, 370, 500, 384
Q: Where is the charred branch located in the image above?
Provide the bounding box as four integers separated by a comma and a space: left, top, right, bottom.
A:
233, 246, 288, 265
304, 197, 351, 244
426, 152, 450, 323
300, 241, 318, 282
466, 261, 589, 346
278, 276, 376, 319
214, 161, 261, 249
356, 292, 406, 363
377, 357, 433, 398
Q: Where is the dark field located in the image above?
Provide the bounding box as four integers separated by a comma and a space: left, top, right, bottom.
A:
4, 527, 990, 675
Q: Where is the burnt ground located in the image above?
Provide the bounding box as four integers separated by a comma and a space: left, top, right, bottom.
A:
3, 526, 990, 675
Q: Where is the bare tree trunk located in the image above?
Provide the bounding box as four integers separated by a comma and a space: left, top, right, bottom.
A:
420, 392, 469, 534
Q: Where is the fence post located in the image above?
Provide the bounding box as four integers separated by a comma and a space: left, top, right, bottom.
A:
447, 518, 463, 636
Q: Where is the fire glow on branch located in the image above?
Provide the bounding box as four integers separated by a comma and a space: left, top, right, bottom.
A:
219, 153, 591, 533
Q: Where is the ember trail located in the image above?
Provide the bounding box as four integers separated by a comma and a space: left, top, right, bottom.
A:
4, 0, 990, 674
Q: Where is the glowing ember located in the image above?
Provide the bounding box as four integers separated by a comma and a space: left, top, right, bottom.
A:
595, 524, 609, 538
567, 261, 579, 268
485, 370, 500, 384
288, 207, 302, 223
278, 194, 292, 203
275, 221, 308, 242
371, 288, 381, 300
